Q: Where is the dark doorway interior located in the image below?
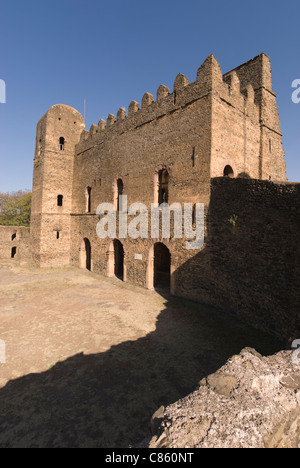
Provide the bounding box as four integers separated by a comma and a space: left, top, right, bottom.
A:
11, 247, 17, 259
114, 240, 124, 281
84, 238, 91, 271
154, 243, 171, 290
223, 165, 234, 178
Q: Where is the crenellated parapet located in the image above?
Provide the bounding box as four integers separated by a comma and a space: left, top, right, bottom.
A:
78, 53, 274, 151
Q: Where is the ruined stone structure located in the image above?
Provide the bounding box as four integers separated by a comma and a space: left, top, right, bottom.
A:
0, 226, 31, 263
148, 348, 300, 449
22, 53, 300, 338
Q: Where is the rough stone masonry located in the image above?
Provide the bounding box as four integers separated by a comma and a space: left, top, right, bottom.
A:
148, 348, 300, 449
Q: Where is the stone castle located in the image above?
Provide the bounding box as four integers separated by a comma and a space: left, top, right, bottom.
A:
2, 53, 299, 340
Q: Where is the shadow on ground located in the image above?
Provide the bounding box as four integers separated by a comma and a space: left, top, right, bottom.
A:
0, 290, 283, 448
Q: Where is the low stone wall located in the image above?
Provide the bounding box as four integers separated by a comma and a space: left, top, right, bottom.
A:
0, 226, 32, 263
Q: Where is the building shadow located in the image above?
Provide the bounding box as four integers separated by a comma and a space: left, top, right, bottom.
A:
0, 291, 283, 448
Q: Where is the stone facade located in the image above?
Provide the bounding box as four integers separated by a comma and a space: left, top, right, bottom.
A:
26, 53, 298, 339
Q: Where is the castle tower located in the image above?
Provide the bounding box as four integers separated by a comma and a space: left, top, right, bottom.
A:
210, 53, 287, 181
31, 104, 85, 266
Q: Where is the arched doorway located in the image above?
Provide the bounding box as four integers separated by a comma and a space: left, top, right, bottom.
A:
80, 238, 91, 271
154, 243, 171, 290
114, 239, 124, 280
223, 165, 234, 178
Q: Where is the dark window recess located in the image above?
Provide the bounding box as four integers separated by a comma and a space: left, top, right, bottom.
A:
11, 247, 17, 259
57, 195, 63, 207
117, 179, 124, 211
59, 137, 65, 151
11, 232, 17, 241
191, 147, 195, 167
192, 204, 196, 225
158, 169, 169, 204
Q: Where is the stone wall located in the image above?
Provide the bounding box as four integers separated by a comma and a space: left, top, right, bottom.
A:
0, 226, 32, 263
174, 178, 300, 340
70, 69, 213, 288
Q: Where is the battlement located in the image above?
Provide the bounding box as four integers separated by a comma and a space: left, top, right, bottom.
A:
76, 53, 271, 155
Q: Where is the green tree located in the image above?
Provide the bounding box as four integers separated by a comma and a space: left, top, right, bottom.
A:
0, 192, 32, 227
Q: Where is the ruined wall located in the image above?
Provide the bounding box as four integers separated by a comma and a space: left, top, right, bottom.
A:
174, 178, 300, 340
0, 226, 32, 263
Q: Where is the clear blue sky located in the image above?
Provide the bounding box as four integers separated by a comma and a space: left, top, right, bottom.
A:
1, 0, 299, 192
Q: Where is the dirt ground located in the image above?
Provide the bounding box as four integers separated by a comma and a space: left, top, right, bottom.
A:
0, 261, 283, 448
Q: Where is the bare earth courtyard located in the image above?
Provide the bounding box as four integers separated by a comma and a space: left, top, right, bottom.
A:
0, 261, 282, 448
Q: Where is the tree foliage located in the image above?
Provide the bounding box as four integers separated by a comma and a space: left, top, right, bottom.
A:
0, 191, 32, 227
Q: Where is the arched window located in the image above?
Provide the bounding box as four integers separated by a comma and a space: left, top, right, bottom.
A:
113, 178, 124, 211
86, 187, 92, 213
158, 169, 169, 204
11, 231, 17, 241
59, 137, 65, 151
223, 165, 234, 178
154, 169, 169, 204
117, 179, 124, 211
192, 204, 196, 226
57, 195, 63, 207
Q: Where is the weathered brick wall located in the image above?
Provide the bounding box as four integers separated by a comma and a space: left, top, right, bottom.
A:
0, 226, 32, 263
174, 178, 300, 340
